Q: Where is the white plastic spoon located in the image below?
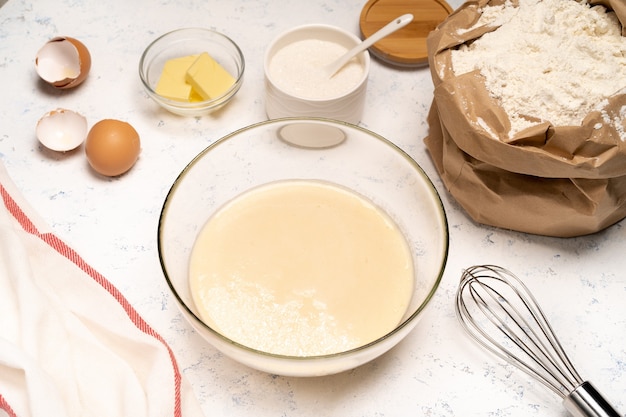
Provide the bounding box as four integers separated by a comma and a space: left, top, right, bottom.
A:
325, 13, 414, 78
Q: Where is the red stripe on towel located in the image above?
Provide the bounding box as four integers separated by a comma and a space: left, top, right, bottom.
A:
0, 183, 183, 417
0, 394, 18, 417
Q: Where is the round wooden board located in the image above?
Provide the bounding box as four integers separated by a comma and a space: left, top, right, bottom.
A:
359, 0, 453, 67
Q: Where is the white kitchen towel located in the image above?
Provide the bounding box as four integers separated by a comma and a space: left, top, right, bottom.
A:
0, 162, 204, 417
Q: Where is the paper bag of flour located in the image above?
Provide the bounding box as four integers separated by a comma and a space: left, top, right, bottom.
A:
424, 0, 626, 237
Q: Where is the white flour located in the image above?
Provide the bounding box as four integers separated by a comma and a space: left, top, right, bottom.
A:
451, 0, 626, 137
269, 39, 364, 100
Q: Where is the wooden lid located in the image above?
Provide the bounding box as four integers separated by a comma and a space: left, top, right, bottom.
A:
359, 0, 453, 67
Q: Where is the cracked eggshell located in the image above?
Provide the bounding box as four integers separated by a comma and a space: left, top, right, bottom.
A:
35, 37, 91, 89
36, 108, 88, 152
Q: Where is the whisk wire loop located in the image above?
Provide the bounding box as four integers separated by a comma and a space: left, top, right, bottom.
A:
456, 265, 622, 417
456, 265, 582, 397
468, 281, 566, 393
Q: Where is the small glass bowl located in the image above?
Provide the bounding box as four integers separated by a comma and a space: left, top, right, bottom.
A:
139, 28, 244, 116
158, 118, 449, 376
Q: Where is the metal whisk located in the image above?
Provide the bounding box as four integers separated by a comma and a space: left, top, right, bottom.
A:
455, 265, 621, 417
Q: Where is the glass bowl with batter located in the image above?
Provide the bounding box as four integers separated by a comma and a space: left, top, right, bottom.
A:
157, 117, 448, 376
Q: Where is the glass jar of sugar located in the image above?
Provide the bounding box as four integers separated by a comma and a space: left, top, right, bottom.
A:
264, 24, 370, 125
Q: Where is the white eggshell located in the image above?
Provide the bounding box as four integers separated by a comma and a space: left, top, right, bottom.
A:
35, 37, 91, 89
36, 109, 88, 152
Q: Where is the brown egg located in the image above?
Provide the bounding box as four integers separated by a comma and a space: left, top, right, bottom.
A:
35, 36, 91, 89
85, 119, 141, 177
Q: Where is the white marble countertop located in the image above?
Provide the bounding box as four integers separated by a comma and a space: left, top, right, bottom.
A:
1, 0, 625, 416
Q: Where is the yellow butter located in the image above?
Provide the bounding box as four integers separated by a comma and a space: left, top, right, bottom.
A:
188, 89, 204, 103
185, 52, 236, 100
155, 55, 198, 101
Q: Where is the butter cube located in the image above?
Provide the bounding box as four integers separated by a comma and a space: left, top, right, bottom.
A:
189, 89, 204, 103
155, 55, 198, 101
185, 52, 236, 100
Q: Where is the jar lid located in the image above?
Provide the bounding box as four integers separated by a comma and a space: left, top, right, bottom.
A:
359, 0, 453, 67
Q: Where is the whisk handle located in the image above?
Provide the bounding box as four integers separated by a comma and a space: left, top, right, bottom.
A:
563, 381, 621, 417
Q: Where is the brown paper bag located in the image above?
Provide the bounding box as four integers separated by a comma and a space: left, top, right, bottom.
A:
424, 0, 626, 237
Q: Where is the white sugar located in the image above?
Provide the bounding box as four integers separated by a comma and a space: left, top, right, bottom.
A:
269, 39, 364, 100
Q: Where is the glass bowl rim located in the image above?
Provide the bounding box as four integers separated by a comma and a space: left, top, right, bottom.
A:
263, 23, 371, 103
138, 27, 246, 109
157, 116, 450, 360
